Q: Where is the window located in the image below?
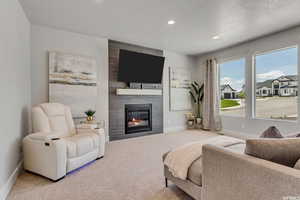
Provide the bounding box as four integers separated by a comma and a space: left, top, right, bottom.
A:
219, 58, 246, 117
255, 47, 298, 120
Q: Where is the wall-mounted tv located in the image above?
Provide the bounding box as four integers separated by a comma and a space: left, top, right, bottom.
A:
118, 49, 165, 84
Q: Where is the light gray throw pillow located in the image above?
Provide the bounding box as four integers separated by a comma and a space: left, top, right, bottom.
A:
245, 138, 300, 167
260, 126, 283, 138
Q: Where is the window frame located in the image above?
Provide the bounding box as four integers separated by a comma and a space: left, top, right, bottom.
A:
252, 45, 299, 122
218, 57, 247, 118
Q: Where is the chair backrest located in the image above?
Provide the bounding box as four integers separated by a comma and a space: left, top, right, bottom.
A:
32, 103, 76, 137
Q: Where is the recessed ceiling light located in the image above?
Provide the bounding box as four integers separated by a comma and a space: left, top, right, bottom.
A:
168, 20, 176, 25
212, 35, 220, 40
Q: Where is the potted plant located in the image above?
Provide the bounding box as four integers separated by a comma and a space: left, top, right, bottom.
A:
185, 112, 195, 128
85, 109, 96, 122
189, 81, 204, 125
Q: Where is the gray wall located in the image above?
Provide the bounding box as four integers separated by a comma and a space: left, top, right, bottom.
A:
109, 41, 163, 140
29, 25, 197, 142
30, 25, 110, 140
0, 0, 31, 196
196, 26, 300, 137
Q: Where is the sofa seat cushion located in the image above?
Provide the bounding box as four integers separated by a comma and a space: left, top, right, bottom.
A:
187, 143, 246, 186
64, 133, 99, 158
163, 142, 246, 186
187, 158, 202, 186
163, 151, 203, 186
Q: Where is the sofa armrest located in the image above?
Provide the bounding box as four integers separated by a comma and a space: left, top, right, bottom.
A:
23, 135, 67, 181
202, 144, 300, 200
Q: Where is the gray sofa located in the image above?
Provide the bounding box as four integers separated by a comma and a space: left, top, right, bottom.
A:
163, 141, 300, 200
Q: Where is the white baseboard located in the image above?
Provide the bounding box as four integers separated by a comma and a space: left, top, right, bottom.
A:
164, 126, 186, 133
220, 129, 255, 139
0, 160, 23, 200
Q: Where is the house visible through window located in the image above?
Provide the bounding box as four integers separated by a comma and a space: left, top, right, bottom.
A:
219, 58, 246, 117
255, 47, 298, 120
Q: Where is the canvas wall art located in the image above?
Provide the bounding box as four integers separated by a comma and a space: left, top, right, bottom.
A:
49, 51, 98, 118
169, 67, 192, 111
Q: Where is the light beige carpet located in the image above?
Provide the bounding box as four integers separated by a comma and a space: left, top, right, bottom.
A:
8, 130, 217, 200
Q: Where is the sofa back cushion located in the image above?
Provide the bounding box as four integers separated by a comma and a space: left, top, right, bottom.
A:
245, 138, 300, 167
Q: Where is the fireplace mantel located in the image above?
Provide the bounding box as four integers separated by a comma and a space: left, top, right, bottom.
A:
116, 88, 162, 96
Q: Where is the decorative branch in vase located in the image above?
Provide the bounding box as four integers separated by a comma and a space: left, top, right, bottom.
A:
84, 109, 96, 122
189, 81, 204, 125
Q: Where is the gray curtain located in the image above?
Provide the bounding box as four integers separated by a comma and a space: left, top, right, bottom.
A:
202, 58, 222, 131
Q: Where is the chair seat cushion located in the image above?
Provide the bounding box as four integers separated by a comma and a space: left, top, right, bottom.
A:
64, 133, 99, 158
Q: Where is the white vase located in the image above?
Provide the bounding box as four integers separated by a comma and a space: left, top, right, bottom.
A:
196, 118, 202, 124
188, 120, 194, 126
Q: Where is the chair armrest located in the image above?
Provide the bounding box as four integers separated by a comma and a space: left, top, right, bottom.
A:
28, 132, 63, 142
95, 128, 106, 157
76, 128, 105, 137
76, 128, 106, 157
23, 134, 67, 181
76, 128, 98, 135
202, 144, 300, 200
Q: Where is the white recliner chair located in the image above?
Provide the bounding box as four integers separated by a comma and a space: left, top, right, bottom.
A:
23, 103, 105, 181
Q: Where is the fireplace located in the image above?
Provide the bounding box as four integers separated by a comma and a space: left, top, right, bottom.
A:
125, 104, 152, 134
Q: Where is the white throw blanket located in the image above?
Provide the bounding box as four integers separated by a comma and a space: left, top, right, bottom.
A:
164, 136, 244, 180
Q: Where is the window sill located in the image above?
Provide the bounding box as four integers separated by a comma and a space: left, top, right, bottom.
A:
220, 115, 299, 123
220, 115, 245, 119
252, 117, 298, 123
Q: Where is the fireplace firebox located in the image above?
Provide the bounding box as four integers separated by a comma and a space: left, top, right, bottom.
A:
125, 104, 152, 134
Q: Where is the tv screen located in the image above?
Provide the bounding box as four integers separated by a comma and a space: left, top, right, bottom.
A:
118, 49, 165, 83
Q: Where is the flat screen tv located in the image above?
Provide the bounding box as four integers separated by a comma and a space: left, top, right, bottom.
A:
118, 49, 165, 83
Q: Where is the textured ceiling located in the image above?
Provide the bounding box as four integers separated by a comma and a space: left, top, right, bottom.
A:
19, 0, 300, 55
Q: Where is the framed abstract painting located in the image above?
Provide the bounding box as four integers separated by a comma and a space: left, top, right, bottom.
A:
49, 51, 98, 118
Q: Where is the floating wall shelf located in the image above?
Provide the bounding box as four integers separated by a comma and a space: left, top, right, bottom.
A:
116, 89, 162, 96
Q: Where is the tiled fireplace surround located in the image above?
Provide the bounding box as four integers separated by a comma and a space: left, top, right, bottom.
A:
109, 41, 164, 140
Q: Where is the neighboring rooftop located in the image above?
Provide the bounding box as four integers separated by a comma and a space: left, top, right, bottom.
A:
257, 80, 273, 89
257, 75, 298, 89
221, 84, 236, 91
275, 75, 298, 81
